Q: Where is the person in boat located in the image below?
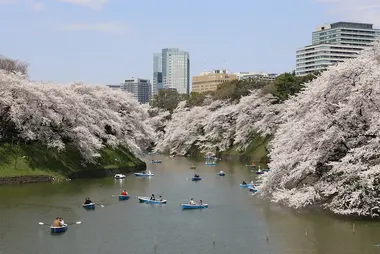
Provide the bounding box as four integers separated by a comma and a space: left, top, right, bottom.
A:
242, 181, 247, 185
194, 173, 200, 178
189, 198, 196, 205
159, 195, 163, 201
121, 190, 128, 196
150, 194, 155, 200
199, 200, 203, 205
84, 197, 92, 204
53, 217, 60, 227
59, 217, 64, 226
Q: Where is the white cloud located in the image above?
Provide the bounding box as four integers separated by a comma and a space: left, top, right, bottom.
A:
315, 0, 380, 26
57, 0, 110, 10
56, 21, 128, 35
28, 0, 44, 11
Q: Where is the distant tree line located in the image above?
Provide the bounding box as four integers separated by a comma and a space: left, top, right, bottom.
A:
150, 71, 318, 112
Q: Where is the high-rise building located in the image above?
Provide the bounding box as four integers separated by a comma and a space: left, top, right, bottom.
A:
153, 48, 190, 94
296, 22, 380, 76
107, 78, 152, 104
153, 53, 163, 96
192, 70, 236, 93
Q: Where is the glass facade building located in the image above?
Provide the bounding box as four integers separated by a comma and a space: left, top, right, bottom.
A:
153, 53, 163, 96
296, 22, 380, 76
153, 48, 190, 94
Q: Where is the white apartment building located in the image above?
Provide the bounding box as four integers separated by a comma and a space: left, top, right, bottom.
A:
296, 22, 380, 76
234, 72, 278, 81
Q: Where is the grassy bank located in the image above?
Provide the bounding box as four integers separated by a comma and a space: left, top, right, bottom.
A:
185, 133, 271, 163
0, 142, 145, 179
220, 133, 272, 163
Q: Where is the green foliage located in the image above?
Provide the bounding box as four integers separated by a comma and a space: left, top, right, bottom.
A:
213, 79, 269, 102
272, 71, 317, 101
150, 89, 188, 112
0, 142, 145, 178
185, 92, 207, 107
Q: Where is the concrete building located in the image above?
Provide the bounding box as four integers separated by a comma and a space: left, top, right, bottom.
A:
153, 48, 190, 94
192, 69, 236, 93
107, 78, 152, 104
234, 72, 278, 81
296, 22, 380, 76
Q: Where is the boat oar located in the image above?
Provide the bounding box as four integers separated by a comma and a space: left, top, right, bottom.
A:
95, 202, 105, 207
68, 221, 82, 225
39, 221, 81, 225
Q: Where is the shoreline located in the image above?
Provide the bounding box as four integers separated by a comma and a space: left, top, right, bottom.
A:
0, 163, 147, 185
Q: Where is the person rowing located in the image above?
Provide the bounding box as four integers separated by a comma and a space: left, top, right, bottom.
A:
194, 173, 200, 178
121, 190, 128, 196
84, 197, 92, 204
242, 181, 247, 185
150, 194, 156, 200
53, 217, 60, 227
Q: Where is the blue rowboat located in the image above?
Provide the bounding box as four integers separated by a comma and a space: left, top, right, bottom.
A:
119, 195, 130, 201
240, 183, 253, 188
205, 162, 216, 166
82, 203, 95, 209
135, 172, 154, 177
138, 197, 167, 204
152, 160, 162, 164
50, 224, 68, 233
192, 177, 202, 181
181, 204, 208, 209
256, 171, 265, 175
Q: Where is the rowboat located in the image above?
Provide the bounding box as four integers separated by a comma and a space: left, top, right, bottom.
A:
152, 160, 162, 164
192, 177, 202, 181
219, 171, 225, 176
137, 197, 167, 204
181, 204, 208, 209
114, 174, 126, 179
240, 183, 253, 188
82, 203, 95, 209
135, 172, 154, 177
119, 195, 130, 200
50, 224, 68, 233
205, 162, 216, 166
249, 187, 259, 193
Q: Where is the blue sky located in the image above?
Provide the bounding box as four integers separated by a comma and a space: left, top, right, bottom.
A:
0, 0, 379, 85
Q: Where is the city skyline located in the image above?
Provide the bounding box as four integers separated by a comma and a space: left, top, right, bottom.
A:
1, 0, 380, 85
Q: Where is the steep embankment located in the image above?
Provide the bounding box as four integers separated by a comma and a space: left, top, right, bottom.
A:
0, 142, 146, 184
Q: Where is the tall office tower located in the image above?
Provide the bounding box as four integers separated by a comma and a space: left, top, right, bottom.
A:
108, 78, 152, 104
153, 48, 190, 94
152, 53, 163, 96
296, 22, 380, 76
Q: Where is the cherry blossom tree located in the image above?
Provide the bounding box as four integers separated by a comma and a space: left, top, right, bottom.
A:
0, 70, 153, 163
260, 40, 380, 217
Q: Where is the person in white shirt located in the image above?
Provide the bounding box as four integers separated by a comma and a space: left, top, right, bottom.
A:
189, 198, 196, 205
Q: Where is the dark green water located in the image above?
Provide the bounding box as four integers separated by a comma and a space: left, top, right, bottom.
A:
1, 155, 380, 254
